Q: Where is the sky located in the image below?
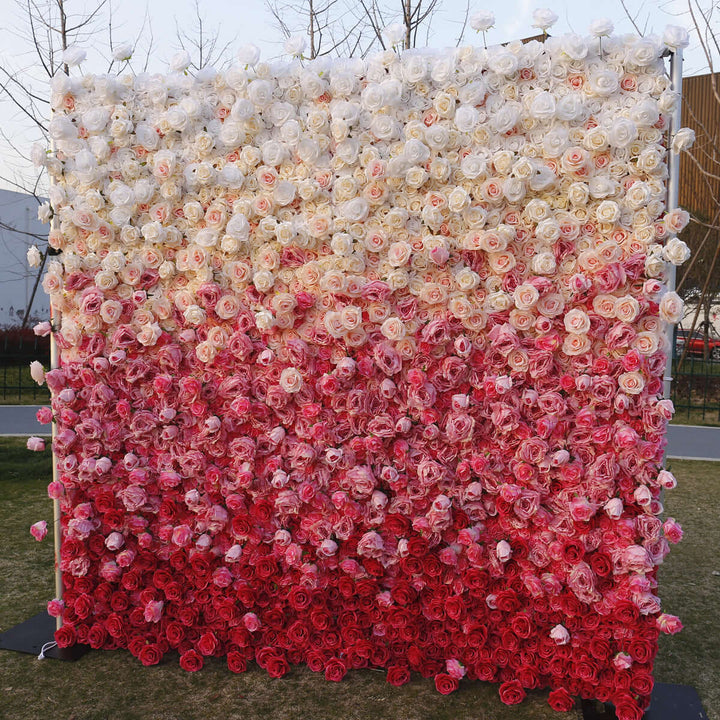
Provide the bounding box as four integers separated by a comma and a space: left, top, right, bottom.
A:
0, 0, 712, 195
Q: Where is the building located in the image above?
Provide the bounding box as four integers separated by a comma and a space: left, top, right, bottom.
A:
0, 187, 50, 328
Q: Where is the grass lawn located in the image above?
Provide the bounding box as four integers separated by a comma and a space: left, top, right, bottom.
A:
0, 440, 717, 720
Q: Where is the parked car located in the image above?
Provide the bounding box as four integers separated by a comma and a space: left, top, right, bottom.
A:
675, 326, 720, 361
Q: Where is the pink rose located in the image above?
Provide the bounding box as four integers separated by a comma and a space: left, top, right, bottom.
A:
47, 481, 63, 499
550, 624, 570, 645
656, 613, 683, 634
446, 658, 466, 679
27, 436, 46, 452
47, 598, 64, 617
30, 520, 48, 541
36, 407, 53, 424
243, 612, 261, 632
105, 532, 125, 550
33, 321, 52, 336
663, 518, 683, 543
29, 361, 45, 385
144, 600, 164, 623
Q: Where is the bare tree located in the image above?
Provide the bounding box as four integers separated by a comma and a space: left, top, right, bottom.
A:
265, 0, 466, 60
0, 0, 154, 327
174, 0, 235, 70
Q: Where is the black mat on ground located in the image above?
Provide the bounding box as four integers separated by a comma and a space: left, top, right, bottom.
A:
582, 683, 708, 720
0, 611, 89, 661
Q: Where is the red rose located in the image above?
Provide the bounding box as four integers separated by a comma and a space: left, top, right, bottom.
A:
266, 655, 290, 678
434, 673, 459, 695
179, 649, 203, 672
498, 680, 526, 705
87, 623, 108, 649
613, 694, 645, 720
54, 625, 76, 648
324, 658, 347, 682
227, 651, 248, 673
139, 643, 162, 666
197, 631, 218, 656
104, 614, 125, 639
387, 665, 410, 687
548, 687, 575, 712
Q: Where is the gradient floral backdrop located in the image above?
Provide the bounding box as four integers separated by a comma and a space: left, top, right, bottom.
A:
36, 30, 690, 719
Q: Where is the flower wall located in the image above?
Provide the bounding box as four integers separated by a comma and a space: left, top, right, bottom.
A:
41, 32, 688, 718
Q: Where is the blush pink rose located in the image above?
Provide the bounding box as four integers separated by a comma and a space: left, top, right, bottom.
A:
27, 436, 46, 452
30, 520, 48, 541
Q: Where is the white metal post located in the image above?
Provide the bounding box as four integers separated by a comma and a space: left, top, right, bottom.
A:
49, 136, 63, 632
664, 48, 683, 403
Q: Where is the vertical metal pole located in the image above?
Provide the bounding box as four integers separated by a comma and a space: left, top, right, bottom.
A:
49, 137, 63, 631
664, 48, 683, 403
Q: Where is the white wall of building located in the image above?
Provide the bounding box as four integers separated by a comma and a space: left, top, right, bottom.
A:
0, 188, 50, 328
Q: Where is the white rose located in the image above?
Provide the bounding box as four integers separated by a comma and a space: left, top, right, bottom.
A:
382, 23, 406, 47
455, 268, 480, 291
248, 79, 274, 107
183, 305, 207, 325
562, 34, 588, 60
663, 237, 691, 265
112, 42, 134, 62
381, 317, 406, 341
280, 367, 304, 393
454, 105, 479, 132
401, 54, 427, 83
659, 292, 684, 323
237, 44, 260, 66
460, 154, 486, 179
284, 35, 307, 57
589, 18, 614, 37
596, 200, 621, 223
253, 270, 275, 293
227, 213, 250, 239
631, 99, 659, 127
556, 94, 585, 122
530, 91, 556, 121
627, 38, 661, 67
532, 252, 556, 275
532, 8, 558, 30
261, 140, 287, 167
487, 49, 518, 77
62, 46, 86, 67
274, 181, 296, 206
663, 25, 690, 50
470, 10, 495, 32
403, 138, 430, 165
588, 176, 616, 199
27, 245, 42, 268
169, 51, 191, 73
608, 118, 638, 148
340, 198, 369, 222
255, 310, 276, 331
672, 127, 695, 153
588, 69, 619, 96
82, 108, 110, 133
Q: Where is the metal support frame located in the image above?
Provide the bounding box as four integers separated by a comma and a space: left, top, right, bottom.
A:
49, 136, 62, 633
664, 48, 683, 402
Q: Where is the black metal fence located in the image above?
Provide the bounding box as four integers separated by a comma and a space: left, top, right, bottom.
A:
0, 330, 51, 404
671, 354, 720, 424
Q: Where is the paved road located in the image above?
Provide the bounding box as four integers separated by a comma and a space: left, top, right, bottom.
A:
0, 405, 50, 437
1, 406, 719, 460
